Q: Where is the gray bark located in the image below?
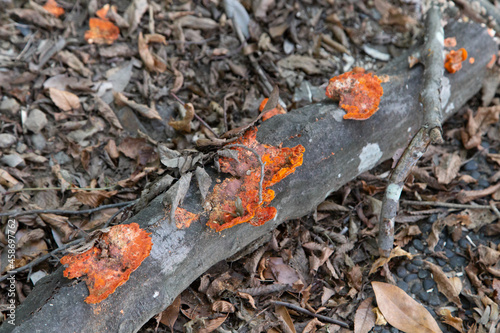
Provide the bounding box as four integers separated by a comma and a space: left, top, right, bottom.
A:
0, 21, 495, 333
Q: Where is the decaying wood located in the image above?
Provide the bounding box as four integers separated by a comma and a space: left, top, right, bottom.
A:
0, 21, 495, 333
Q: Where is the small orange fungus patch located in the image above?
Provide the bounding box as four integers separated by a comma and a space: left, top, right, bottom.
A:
43, 0, 64, 17
96, 4, 111, 20
84, 18, 120, 45
469, 57, 475, 64
60, 223, 152, 304
259, 98, 286, 121
174, 207, 199, 229
444, 37, 457, 48
206, 128, 304, 232
444, 48, 468, 74
325, 71, 384, 120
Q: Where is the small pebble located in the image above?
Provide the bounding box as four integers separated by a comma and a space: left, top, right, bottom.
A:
419, 290, 430, 302
396, 266, 408, 278
445, 249, 455, 258
411, 282, 423, 294
404, 274, 419, 283
408, 246, 418, 255
418, 270, 429, 279
423, 278, 436, 290
373, 326, 382, 332
406, 263, 418, 273
463, 160, 478, 171
31, 133, 47, 151
445, 240, 454, 250
437, 258, 446, 266
481, 141, 490, 149
449, 256, 467, 268
0, 134, 16, 149
397, 280, 409, 292
429, 293, 441, 306
412, 259, 423, 266
442, 265, 452, 272
413, 239, 424, 251
470, 170, 481, 180
381, 329, 391, 333
25, 109, 47, 133
429, 214, 438, 223
478, 178, 490, 188
458, 238, 469, 249
0, 97, 20, 116
420, 223, 432, 233
53, 151, 71, 165
390, 328, 399, 333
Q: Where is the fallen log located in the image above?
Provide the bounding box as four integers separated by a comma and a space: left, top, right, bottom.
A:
1, 21, 495, 333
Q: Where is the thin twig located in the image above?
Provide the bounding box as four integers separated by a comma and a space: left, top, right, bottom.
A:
225, 144, 265, 204
170, 92, 219, 138
0, 238, 84, 283
402, 200, 493, 209
271, 301, 349, 328
378, 4, 443, 258
104, 200, 138, 228
5, 185, 117, 195
0, 200, 137, 218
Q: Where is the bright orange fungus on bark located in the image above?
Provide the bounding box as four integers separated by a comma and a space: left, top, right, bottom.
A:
444, 48, 468, 74
84, 18, 120, 45
174, 207, 199, 229
325, 71, 384, 120
43, 0, 64, 17
206, 128, 304, 232
259, 98, 286, 121
60, 223, 152, 304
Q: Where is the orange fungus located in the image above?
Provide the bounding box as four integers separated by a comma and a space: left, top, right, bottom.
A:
84, 18, 120, 45
174, 207, 199, 229
444, 48, 468, 74
60, 223, 152, 304
259, 98, 286, 121
206, 128, 304, 232
43, 0, 64, 17
325, 71, 384, 120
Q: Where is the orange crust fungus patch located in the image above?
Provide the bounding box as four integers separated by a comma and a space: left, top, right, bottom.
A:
43, 0, 64, 17
259, 98, 286, 121
325, 70, 383, 120
174, 207, 199, 229
60, 223, 152, 304
444, 48, 468, 74
84, 18, 120, 45
206, 128, 304, 232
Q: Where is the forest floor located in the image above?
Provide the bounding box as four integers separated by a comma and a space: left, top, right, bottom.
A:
1, 0, 500, 332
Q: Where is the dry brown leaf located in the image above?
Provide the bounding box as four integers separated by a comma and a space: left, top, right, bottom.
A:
124, 0, 148, 33
438, 308, 464, 332
0, 168, 21, 188
57, 50, 92, 77
434, 153, 462, 184
477, 244, 500, 266
160, 295, 181, 332
212, 300, 235, 313
372, 307, 387, 326
49, 88, 81, 111
354, 297, 376, 333
73, 190, 118, 208
39, 213, 74, 243
461, 106, 500, 150
198, 315, 228, 333
348, 265, 363, 291
427, 214, 468, 251
302, 318, 324, 333
457, 182, 500, 203
424, 261, 462, 307
237, 292, 257, 309
113, 91, 162, 120
138, 32, 167, 73
459, 209, 497, 231
369, 246, 413, 275
95, 96, 122, 129
275, 305, 297, 333
372, 281, 443, 333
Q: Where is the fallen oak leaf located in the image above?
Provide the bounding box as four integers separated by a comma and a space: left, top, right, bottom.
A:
354, 297, 376, 333
84, 17, 120, 45
325, 69, 384, 120
372, 281, 443, 333
169, 103, 194, 133
438, 308, 464, 332
369, 246, 413, 275
60, 223, 152, 304
49, 87, 81, 111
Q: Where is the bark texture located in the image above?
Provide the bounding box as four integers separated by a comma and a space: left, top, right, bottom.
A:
0, 21, 495, 333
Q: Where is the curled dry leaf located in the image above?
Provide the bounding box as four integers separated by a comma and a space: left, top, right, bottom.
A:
369, 246, 413, 275
160, 295, 181, 332
113, 91, 162, 120
84, 18, 120, 45
169, 103, 194, 133
206, 127, 304, 231
49, 87, 81, 111
461, 106, 500, 150
212, 300, 235, 313
325, 69, 384, 120
60, 223, 152, 304
424, 261, 462, 307
275, 305, 297, 333
444, 48, 468, 74
354, 297, 376, 333
259, 98, 287, 121
138, 32, 167, 73
95, 96, 123, 129
43, 0, 64, 17
372, 281, 443, 333
438, 308, 464, 332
